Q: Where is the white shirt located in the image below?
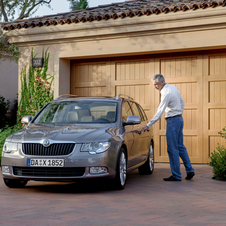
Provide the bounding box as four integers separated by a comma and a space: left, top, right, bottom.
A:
147, 83, 185, 127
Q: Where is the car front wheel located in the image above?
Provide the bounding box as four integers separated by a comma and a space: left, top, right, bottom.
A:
138, 143, 154, 175
3, 178, 28, 188
112, 148, 127, 190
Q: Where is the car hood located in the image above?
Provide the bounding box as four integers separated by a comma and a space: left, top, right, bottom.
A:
8, 123, 116, 143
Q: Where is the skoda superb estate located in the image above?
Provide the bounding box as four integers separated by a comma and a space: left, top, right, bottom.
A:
1, 94, 154, 190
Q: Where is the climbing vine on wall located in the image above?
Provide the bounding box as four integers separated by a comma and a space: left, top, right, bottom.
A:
18, 48, 54, 121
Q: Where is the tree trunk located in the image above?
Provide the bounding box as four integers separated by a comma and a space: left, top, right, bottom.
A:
0, 0, 8, 22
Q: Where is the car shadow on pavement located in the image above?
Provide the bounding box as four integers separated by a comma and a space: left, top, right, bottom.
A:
21, 170, 156, 193
23, 179, 124, 193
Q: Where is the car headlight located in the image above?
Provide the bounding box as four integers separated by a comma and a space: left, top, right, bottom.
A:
2, 141, 18, 154
81, 142, 111, 154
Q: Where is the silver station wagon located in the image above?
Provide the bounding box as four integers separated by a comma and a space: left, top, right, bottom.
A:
1, 95, 154, 190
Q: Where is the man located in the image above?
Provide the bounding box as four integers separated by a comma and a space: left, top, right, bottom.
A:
141, 74, 195, 181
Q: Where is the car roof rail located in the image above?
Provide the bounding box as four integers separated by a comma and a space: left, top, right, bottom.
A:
55, 94, 78, 100
55, 95, 116, 100
116, 94, 134, 100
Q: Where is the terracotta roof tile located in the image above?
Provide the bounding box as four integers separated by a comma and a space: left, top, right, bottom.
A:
1, 0, 226, 31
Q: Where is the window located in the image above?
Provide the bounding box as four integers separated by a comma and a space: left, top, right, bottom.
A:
34, 101, 118, 124
122, 101, 133, 122
136, 103, 147, 121
129, 101, 142, 119
129, 101, 147, 122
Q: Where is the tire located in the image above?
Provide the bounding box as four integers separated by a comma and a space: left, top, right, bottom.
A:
112, 148, 127, 190
3, 178, 28, 188
138, 143, 154, 175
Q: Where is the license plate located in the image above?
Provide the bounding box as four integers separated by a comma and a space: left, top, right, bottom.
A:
27, 159, 64, 167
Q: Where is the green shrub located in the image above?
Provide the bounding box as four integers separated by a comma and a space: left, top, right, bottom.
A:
0, 96, 10, 129
218, 127, 226, 139
0, 125, 21, 162
209, 127, 226, 180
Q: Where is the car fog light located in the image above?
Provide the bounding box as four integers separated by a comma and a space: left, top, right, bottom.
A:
90, 167, 108, 174
2, 166, 10, 174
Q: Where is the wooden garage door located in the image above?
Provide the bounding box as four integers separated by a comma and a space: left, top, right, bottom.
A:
156, 55, 203, 163
203, 53, 226, 163
70, 51, 226, 163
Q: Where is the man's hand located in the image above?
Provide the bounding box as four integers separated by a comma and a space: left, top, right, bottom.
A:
139, 126, 149, 134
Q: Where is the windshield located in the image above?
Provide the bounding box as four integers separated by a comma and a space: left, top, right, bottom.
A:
33, 100, 118, 124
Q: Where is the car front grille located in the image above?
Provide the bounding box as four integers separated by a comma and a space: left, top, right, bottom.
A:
22, 143, 75, 156
13, 167, 85, 177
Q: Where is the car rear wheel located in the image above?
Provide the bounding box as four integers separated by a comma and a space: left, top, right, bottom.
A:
138, 143, 154, 175
3, 178, 28, 188
112, 148, 127, 190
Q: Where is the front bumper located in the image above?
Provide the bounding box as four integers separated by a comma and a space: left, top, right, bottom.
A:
1, 166, 115, 181
1, 143, 118, 181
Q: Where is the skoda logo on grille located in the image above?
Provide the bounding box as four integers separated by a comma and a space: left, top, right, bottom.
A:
43, 139, 51, 147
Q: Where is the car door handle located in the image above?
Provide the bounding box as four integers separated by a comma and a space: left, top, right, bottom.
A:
138, 129, 149, 135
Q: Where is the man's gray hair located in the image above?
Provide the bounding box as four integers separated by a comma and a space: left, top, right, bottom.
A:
151, 74, 165, 83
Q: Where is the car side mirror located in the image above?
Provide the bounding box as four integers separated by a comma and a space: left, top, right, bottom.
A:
123, 115, 141, 126
21, 116, 32, 125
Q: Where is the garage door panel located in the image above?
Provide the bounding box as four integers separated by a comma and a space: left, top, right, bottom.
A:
160, 57, 198, 78
209, 109, 226, 131
160, 136, 168, 158
116, 60, 150, 80
183, 109, 198, 130
77, 64, 87, 82
185, 136, 198, 158
72, 86, 106, 96
209, 55, 226, 76
71, 63, 107, 81
115, 84, 150, 105
71, 62, 107, 97
209, 81, 226, 103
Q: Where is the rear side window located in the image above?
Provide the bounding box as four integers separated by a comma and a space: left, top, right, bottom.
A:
136, 103, 148, 121
129, 101, 147, 122
122, 101, 133, 122
129, 101, 143, 120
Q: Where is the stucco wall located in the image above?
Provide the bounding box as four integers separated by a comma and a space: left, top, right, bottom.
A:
8, 7, 226, 99
0, 57, 18, 103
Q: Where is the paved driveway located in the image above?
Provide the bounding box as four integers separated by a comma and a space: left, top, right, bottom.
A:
0, 163, 225, 226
